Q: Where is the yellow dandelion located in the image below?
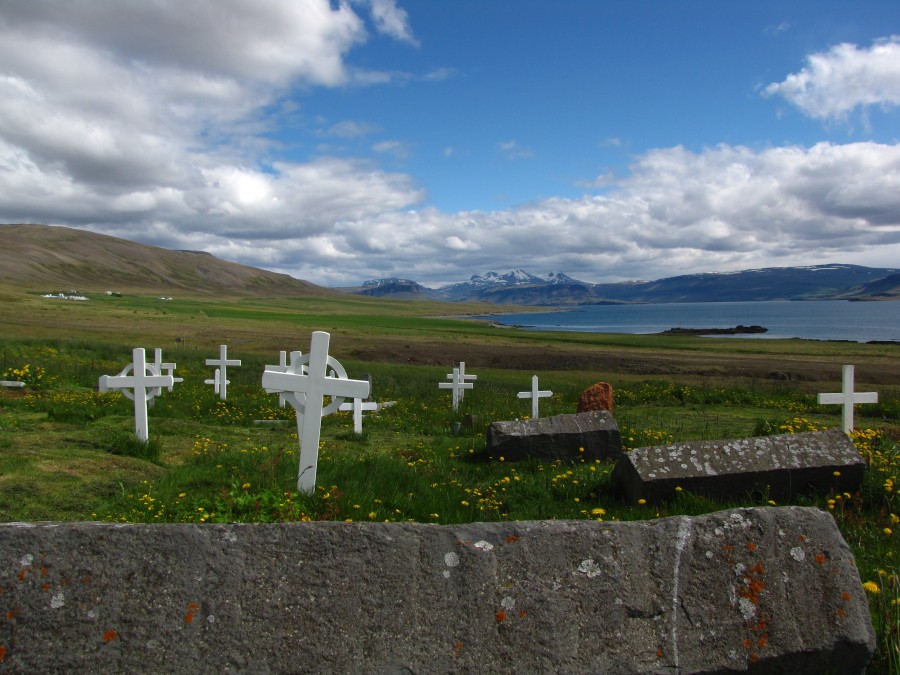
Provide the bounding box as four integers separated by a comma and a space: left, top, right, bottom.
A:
637, 499, 647, 505
862, 581, 880, 594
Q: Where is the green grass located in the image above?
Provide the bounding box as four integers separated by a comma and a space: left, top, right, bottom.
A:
1, 327, 899, 670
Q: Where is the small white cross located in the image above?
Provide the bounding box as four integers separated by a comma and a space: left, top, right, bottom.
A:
517, 375, 553, 419
265, 350, 293, 408
338, 398, 381, 434
153, 348, 183, 392
99, 348, 174, 441
261, 332, 370, 493
817, 364, 878, 433
439, 367, 474, 411
204, 368, 223, 395
205, 344, 241, 400
446, 361, 477, 401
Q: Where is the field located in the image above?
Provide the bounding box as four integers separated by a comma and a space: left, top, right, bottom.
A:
1, 289, 899, 670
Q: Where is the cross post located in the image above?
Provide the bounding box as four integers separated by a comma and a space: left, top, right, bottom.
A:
338, 397, 381, 433
261, 332, 369, 493
98, 348, 173, 441
517, 375, 553, 419
817, 364, 878, 433
153, 348, 183, 392
439, 367, 474, 411
447, 361, 477, 401
206, 344, 241, 400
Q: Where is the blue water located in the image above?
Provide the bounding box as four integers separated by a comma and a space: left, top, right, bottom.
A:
479, 300, 900, 342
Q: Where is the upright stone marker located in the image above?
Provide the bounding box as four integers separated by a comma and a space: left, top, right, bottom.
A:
0, 507, 875, 673
517, 375, 552, 419
818, 365, 878, 433
261, 332, 369, 493
98, 348, 174, 442
611, 428, 867, 505
205, 344, 241, 400
439, 367, 474, 411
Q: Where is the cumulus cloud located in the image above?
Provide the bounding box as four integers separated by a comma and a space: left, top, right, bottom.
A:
0, 2, 898, 288
765, 36, 900, 121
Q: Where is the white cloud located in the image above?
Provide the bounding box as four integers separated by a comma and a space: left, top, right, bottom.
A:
765, 36, 900, 121
497, 140, 534, 160
363, 0, 418, 45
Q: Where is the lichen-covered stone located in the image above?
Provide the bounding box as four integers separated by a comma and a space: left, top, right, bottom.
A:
0, 508, 874, 673
486, 410, 621, 462
611, 428, 866, 505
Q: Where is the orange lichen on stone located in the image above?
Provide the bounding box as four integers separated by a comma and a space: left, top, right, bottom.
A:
82, 576, 91, 584
519, 610, 527, 618
5, 609, 16, 621
0, 644, 6, 661
815, 553, 826, 565
495, 611, 506, 623
17, 569, 27, 582
506, 535, 521, 544
842, 591, 851, 601
746, 542, 756, 551
41, 583, 50, 591
103, 629, 117, 644
656, 648, 664, 658
185, 602, 200, 623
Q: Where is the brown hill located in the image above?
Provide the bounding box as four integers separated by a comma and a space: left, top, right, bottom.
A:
0, 224, 332, 297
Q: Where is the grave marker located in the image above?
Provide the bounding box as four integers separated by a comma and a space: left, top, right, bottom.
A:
205, 344, 241, 400
261, 332, 369, 493
439, 367, 473, 411
0, 380, 25, 388
152, 348, 182, 392
264, 350, 293, 408
448, 361, 477, 401
517, 375, 553, 419
817, 365, 878, 433
204, 368, 223, 395
611, 428, 866, 505
98, 348, 174, 441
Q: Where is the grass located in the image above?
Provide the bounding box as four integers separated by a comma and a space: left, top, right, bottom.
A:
1, 294, 899, 670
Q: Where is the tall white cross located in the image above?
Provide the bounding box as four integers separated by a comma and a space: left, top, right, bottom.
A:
206, 344, 241, 400
439, 367, 474, 411
99, 348, 174, 441
261, 332, 370, 493
518, 375, 553, 419
447, 361, 477, 401
153, 348, 183, 392
817, 364, 878, 433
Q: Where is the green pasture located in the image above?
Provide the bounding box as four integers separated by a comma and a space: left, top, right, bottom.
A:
0, 291, 899, 670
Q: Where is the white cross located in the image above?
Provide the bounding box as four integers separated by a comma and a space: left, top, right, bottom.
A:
818, 364, 878, 433
446, 361, 477, 401
206, 344, 241, 400
265, 350, 293, 408
99, 348, 174, 442
439, 367, 474, 411
338, 398, 381, 434
518, 375, 553, 419
204, 368, 223, 395
153, 348, 183, 392
261, 332, 370, 493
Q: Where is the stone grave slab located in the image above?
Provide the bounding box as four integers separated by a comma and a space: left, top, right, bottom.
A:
0, 507, 874, 673
487, 410, 621, 462
611, 428, 866, 505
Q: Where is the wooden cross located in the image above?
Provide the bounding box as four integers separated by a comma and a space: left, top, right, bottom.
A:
204, 368, 223, 395
817, 365, 878, 433
338, 398, 381, 434
99, 348, 174, 441
261, 332, 369, 493
447, 361, 477, 401
518, 375, 553, 419
265, 350, 293, 408
205, 344, 241, 400
153, 348, 183, 392
439, 367, 474, 411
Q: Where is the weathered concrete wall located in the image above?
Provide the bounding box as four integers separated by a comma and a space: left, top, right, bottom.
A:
611, 429, 866, 505
0, 508, 874, 673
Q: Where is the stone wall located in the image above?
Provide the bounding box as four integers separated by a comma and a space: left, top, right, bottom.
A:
0, 508, 874, 673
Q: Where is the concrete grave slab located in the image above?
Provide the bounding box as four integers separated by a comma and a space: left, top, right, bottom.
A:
0, 507, 874, 673
487, 410, 621, 462
611, 429, 866, 505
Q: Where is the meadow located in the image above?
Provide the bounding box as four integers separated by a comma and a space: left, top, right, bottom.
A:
0, 289, 898, 670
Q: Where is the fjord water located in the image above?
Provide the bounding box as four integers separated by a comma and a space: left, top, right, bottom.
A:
480, 300, 900, 342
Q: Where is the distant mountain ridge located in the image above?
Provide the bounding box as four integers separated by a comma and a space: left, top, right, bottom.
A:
350, 264, 900, 305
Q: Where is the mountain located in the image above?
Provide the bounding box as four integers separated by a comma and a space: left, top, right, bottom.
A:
340, 278, 430, 299
346, 265, 900, 305
0, 223, 331, 298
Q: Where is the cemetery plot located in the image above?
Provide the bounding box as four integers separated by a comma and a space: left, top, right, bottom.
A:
611, 428, 867, 505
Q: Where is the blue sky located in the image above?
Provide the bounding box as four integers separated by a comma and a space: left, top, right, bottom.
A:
1, 1, 899, 287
